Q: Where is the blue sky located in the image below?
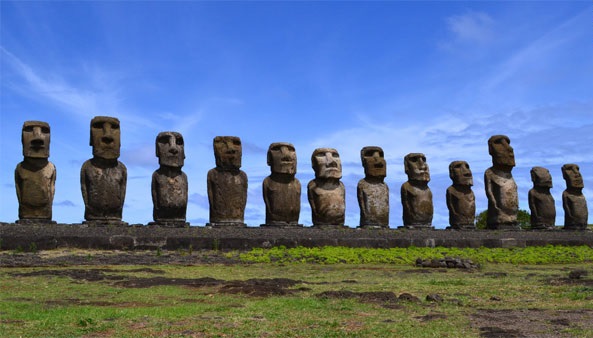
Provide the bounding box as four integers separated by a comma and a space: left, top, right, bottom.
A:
1, 1, 592, 227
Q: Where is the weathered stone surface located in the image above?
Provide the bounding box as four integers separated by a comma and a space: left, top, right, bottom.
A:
308, 148, 345, 227
15, 121, 56, 224
357, 146, 389, 228
80, 116, 127, 226
484, 135, 518, 230
446, 161, 475, 230
207, 136, 247, 227
562, 163, 588, 230
401, 153, 433, 229
262, 142, 301, 227
150, 132, 188, 227
528, 167, 556, 229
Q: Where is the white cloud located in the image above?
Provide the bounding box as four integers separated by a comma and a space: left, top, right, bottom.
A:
446, 11, 494, 45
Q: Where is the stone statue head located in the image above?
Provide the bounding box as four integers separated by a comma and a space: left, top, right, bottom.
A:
488, 135, 515, 168
156, 131, 185, 168
404, 153, 429, 182
311, 148, 342, 179
562, 164, 583, 189
531, 166, 552, 188
449, 161, 473, 186
213, 136, 242, 170
90, 116, 121, 160
360, 146, 386, 178
267, 142, 297, 175
21, 121, 50, 159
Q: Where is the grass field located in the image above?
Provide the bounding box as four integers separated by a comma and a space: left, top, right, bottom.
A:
1, 246, 593, 337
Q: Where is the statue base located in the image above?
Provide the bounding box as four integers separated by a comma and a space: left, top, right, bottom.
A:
311, 224, 349, 229
563, 224, 588, 231
206, 222, 247, 228
530, 224, 556, 230
399, 225, 434, 230
447, 224, 477, 230
486, 223, 521, 231
83, 220, 129, 227
358, 224, 389, 229
148, 221, 189, 228
260, 223, 304, 228
15, 219, 57, 225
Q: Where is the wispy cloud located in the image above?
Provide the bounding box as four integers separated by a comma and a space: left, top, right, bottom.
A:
481, 8, 590, 95
445, 11, 494, 45
1, 47, 118, 120
55, 200, 76, 207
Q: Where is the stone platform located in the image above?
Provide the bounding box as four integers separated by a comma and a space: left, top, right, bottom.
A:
1, 223, 592, 251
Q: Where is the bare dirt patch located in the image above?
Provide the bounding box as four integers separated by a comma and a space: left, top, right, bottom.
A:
470, 309, 593, 338
9, 268, 306, 297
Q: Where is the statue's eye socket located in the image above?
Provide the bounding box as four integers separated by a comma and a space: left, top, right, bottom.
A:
92, 122, 104, 129
176, 137, 184, 145
271, 146, 281, 151
422, 157, 426, 162
331, 152, 339, 158
41, 127, 50, 134
110, 123, 120, 130
232, 140, 241, 146
364, 150, 374, 157
23, 126, 34, 132
287, 146, 295, 152
158, 136, 169, 144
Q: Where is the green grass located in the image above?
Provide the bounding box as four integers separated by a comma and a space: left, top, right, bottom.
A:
1, 246, 593, 337
233, 245, 593, 265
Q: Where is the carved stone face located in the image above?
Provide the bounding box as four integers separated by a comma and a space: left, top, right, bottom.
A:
531, 167, 552, 188
361, 146, 386, 178
22, 121, 50, 159
90, 116, 121, 160
562, 164, 583, 189
268, 142, 296, 175
312, 148, 342, 179
449, 161, 473, 186
488, 135, 515, 168
156, 132, 185, 167
405, 153, 429, 182
214, 136, 242, 170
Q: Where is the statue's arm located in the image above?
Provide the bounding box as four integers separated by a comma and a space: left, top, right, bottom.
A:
50, 164, 56, 205
80, 163, 89, 208
15, 166, 22, 204
357, 182, 366, 218
484, 171, 497, 210
207, 170, 214, 206
446, 189, 455, 216
151, 172, 158, 213
120, 164, 127, 205
562, 192, 573, 218
262, 178, 270, 210
401, 184, 410, 213
528, 191, 537, 219
307, 181, 316, 217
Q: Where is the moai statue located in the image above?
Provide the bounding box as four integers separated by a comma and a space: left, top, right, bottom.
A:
150, 132, 188, 227
308, 148, 346, 227
80, 116, 127, 226
528, 167, 556, 230
562, 164, 588, 230
262, 142, 301, 227
401, 153, 433, 229
446, 161, 475, 230
357, 146, 389, 228
207, 136, 247, 227
14, 121, 56, 224
484, 135, 518, 230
